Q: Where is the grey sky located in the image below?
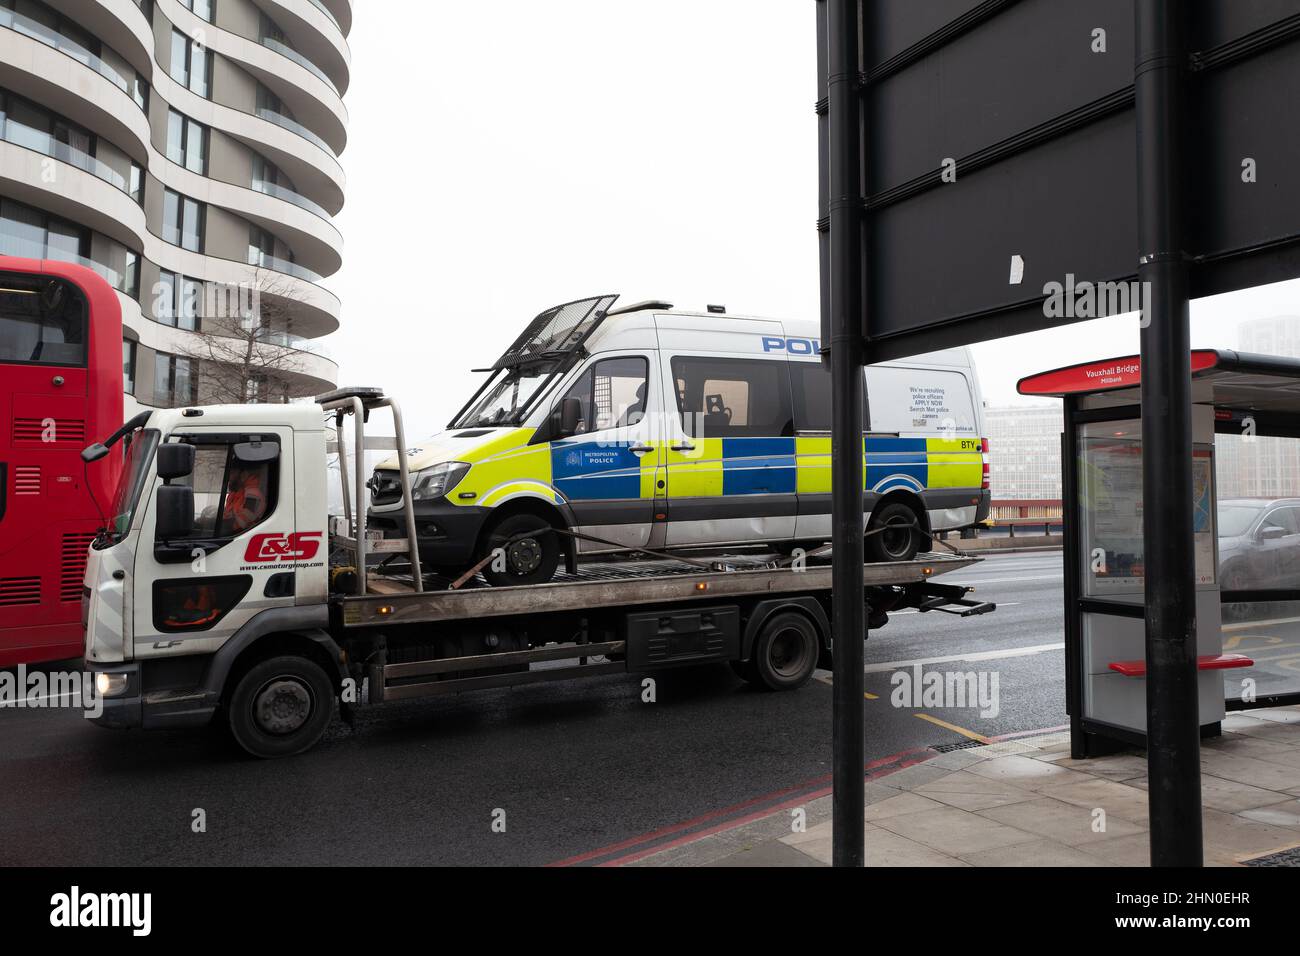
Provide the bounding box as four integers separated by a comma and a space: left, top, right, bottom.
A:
324, 1, 1299, 437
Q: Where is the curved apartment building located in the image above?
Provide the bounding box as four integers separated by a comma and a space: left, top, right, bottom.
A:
0, 0, 350, 411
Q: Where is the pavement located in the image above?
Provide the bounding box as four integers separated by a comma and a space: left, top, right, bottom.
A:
629, 706, 1300, 867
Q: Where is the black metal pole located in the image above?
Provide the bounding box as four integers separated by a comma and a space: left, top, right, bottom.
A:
1135, 0, 1202, 867
826, 0, 866, 868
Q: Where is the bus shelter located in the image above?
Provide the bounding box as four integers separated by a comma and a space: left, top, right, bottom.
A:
1019, 350, 1300, 757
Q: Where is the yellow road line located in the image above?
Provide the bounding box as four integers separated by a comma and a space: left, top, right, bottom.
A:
913, 712, 991, 744
814, 674, 878, 699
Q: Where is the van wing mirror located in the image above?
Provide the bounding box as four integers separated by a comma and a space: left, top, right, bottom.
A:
156, 442, 195, 481
155, 484, 195, 540
557, 397, 582, 437
1259, 524, 1287, 541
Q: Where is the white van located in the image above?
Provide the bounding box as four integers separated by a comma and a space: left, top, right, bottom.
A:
369, 296, 989, 585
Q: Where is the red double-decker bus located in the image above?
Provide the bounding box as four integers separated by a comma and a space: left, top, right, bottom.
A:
0, 256, 124, 665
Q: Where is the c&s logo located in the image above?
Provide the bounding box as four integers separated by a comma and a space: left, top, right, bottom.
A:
244, 532, 323, 563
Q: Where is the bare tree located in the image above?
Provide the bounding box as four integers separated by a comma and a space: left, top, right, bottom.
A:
173, 271, 322, 405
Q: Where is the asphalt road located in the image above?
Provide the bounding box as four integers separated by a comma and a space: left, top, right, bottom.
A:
2, 550, 1081, 866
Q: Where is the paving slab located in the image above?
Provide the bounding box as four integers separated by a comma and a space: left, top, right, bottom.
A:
978, 796, 1147, 847
872, 805, 1041, 856
965, 754, 1095, 791
958, 837, 1108, 867
1128, 772, 1298, 813
912, 770, 1040, 812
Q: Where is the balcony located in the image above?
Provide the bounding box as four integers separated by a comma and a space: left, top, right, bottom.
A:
1, 120, 133, 196
256, 106, 336, 159
261, 36, 339, 96
306, 0, 342, 33
0, 235, 128, 294
248, 249, 323, 284
251, 178, 331, 221
0, 6, 132, 98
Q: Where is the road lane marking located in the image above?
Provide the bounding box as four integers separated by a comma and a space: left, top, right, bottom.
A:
813, 675, 878, 699
864, 642, 1064, 674
948, 574, 1062, 585
913, 712, 991, 744
1224, 615, 1300, 632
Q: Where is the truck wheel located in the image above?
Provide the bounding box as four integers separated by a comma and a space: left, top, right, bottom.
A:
866, 502, 921, 562
227, 656, 335, 759
751, 612, 819, 691
481, 513, 560, 587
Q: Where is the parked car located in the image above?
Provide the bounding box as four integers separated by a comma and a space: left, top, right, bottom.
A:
1218, 497, 1300, 593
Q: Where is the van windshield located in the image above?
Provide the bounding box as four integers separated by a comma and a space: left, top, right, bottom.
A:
454, 368, 552, 428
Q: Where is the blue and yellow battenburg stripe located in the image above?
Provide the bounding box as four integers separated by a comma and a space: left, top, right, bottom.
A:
451, 429, 982, 506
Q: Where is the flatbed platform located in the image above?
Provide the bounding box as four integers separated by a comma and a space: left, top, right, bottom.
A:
337, 552, 980, 628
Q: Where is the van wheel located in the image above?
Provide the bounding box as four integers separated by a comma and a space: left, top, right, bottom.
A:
227, 656, 335, 758
750, 612, 820, 691
866, 502, 921, 562
482, 513, 560, 587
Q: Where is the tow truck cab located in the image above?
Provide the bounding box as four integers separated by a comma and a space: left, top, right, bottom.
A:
82, 402, 338, 732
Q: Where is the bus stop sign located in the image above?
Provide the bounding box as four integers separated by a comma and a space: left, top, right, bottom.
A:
817, 0, 1300, 360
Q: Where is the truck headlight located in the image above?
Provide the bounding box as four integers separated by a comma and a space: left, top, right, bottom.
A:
410, 462, 470, 501
95, 672, 130, 698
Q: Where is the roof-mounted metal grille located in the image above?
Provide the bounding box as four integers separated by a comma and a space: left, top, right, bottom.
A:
492, 294, 618, 370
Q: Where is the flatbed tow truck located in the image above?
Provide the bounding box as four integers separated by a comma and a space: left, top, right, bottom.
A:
81, 388, 993, 758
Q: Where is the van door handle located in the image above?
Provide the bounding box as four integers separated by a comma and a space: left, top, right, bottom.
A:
630, 444, 654, 455
670, 442, 695, 452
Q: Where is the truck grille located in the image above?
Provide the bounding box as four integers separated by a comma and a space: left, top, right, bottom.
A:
368, 469, 403, 505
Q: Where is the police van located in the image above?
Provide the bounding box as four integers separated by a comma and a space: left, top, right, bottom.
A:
369, 295, 989, 585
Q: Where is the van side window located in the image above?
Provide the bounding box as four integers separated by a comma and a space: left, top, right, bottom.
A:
790, 362, 868, 432
558, 356, 648, 435
169, 436, 279, 542
671, 356, 793, 438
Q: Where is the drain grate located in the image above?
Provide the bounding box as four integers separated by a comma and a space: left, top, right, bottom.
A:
931, 738, 987, 753
1242, 846, 1300, 867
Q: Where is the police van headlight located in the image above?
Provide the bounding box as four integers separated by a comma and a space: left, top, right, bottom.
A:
410, 462, 470, 501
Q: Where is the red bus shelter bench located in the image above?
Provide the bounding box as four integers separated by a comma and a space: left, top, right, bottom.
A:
1108, 654, 1254, 677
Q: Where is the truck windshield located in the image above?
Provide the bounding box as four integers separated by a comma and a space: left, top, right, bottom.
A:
454, 368, 552, 428
106, 429, 159, 541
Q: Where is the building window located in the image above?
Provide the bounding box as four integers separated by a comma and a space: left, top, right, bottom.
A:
250, 153, 283, 189
0, 87, 95, 163
256, 83, 287, 117
166, 109, 208, 174
169, 28, 212, 98
162, 188, 205, 253
0, 195, 89, 262
155, 354, 197, 407
123, 338, 136, 394
123, 250, 140, 299
155, 270, 201, 331
248, 224, 281, 268
131, 73, 149, 112
180, 0, 214, 23
129, 162, 144, 204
